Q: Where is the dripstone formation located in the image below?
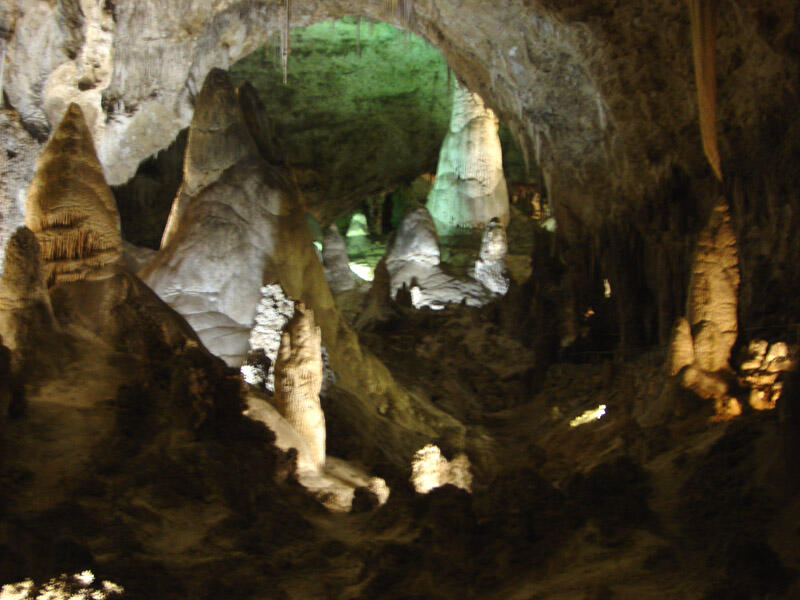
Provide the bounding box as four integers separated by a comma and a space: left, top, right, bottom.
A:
473, 217, 510, 295
427, 83, 509, 236
24, 103, 122, 286
0, 227, 58, 374
385, 204, 491, 309
141, 69, 464, 469
274, 302, 326, 470
322, 224, 356, 293
668, 198, 741, 416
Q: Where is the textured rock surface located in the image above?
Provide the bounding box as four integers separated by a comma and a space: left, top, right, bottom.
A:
739, 339, 794, 411
473, 217, 510, 295
668, 198, 740, 411
121, 239, 156, 274
142, 70, 464, 468
0, 227, 57, 372
410, 444, 473, 494
427, 83, 509, 235
686, 198, 740, 373
274, 302, 326, 471
322, 225, 355, 294
141, 71, 284, 365
386, 205, 441, 268
385, 205, 492, 309
24, 103, 122, 286
230, 18, 454, 224
241, 283, 295, 391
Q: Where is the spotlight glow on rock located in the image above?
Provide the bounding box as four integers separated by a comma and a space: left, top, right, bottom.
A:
569, 404, 607, 427
349, 262, 374, 281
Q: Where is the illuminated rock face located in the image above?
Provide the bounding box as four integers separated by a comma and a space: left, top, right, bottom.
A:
241, 284, 295, 391
141, 71, 288, 366
274, 302, 326, 470
24, 104, 122, 286
160, 69, 259, 249
427, 84, 509, 236
410, 444, 473, 494
142, 71, 463, 467
740, 339, 793, 411
473, 218, 510, 295
322, 225, 356, 293
668, 198, 740, 414
686, 199, 740, 373
385, 205, 491, 309
386, 205, 441, 267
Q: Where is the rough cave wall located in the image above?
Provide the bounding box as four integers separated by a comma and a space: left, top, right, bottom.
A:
2, 0, 799, 337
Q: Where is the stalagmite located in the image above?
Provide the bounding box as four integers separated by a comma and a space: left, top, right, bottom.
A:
143, 70, 466, 469
386, 205, 441, 267
322, 225, 356, 293
686, 198, 739, 373
427, 83, 509, 236
385, 205, 492, 309
0, 227, 58, 358
667, 317, 695, 377
473, 217, 510, 295
354, 257, 396, 331
161, 69, 258, 248
24, 103, 122, 286
668, 197, 740, 416
274, 302, 326, 471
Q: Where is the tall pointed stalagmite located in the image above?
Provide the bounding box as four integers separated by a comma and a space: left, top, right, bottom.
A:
24, 103, 122, 286
160, 69, 259, 248
274, 302, 326, 470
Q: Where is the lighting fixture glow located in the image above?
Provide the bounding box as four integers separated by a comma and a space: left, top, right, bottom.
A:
569, 404, 606, 427
603, 278, 612, 298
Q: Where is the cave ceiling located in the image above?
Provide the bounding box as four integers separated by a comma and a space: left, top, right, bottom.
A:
1, 0, 799, 235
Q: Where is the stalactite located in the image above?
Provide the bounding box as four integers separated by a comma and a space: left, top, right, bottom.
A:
595, 91, 606, 131
280, 0, 291, 84
687, 0, 722, 181
356, 16, 361, 57
0, 40, 5, 98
